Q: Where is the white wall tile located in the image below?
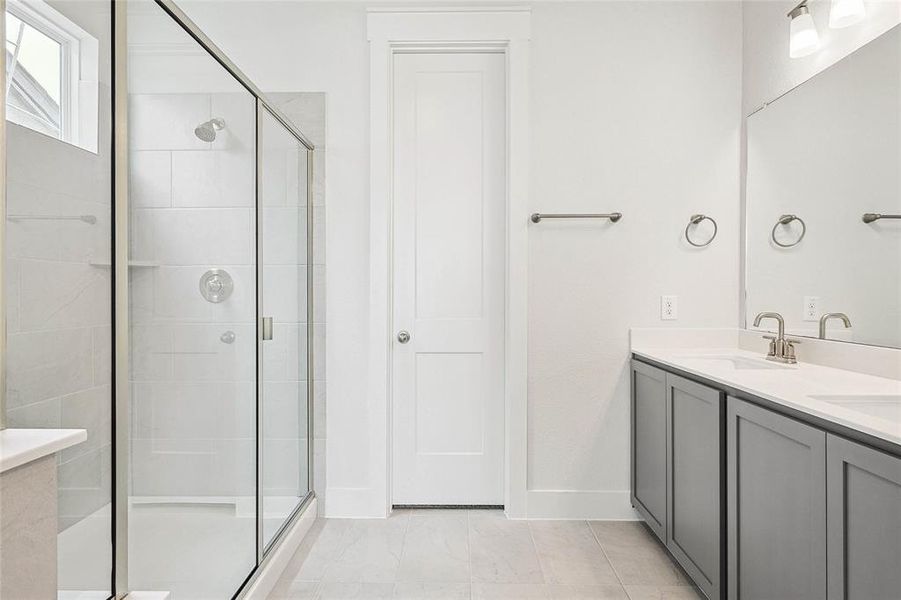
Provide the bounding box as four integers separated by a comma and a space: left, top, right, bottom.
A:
130, 151, 172, 208
18, 262, 110, 331
263, 264, 306, 325
169, 322, 256, 382
60, 385, 112, 463
93, 326, 112, 386
263, 381, 306, 440
129, 94, 211, 151
131, 323, 173, 382
6, 328, 93, 408
152, 267, 210, 321
262, 207, 306, 265
6, 124, 111, 203
171, 150, 254, 208
151, 208, 253, 265
5, 397, 61, 429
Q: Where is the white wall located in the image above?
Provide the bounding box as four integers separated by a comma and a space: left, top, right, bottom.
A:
742, 0, 901, 116
526, 2, 741, 515
178, 0, 741, 518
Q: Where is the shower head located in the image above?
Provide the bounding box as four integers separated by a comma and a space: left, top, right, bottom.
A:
194, 117, 226, 142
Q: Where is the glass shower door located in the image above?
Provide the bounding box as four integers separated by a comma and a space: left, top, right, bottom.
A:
258, 104, 311, 550
126, 1, 257, 597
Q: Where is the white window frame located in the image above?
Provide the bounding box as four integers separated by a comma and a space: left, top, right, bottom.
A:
5, 0, 98, 152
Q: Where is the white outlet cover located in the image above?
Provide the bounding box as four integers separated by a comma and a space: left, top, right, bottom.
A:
661, 295, 678, 320
803, 296, 820, 321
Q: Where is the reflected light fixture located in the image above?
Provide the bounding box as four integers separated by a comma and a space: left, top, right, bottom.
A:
829, 0, 866, 28
788, 1, 820, 58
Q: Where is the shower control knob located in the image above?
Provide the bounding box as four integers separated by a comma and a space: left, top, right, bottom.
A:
397, 330, 411, 344
199, 269, 234, 303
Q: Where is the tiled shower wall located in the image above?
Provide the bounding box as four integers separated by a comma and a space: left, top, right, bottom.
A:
128, 91, 325, 503
128, 91, 259, 499
4, 119, 113, 531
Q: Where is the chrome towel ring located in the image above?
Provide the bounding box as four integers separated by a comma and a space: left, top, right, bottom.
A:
771, 214, 806, 248
685, 214, 717, 247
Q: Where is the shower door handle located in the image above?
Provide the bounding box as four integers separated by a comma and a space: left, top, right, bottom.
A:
262, 317, 273, 341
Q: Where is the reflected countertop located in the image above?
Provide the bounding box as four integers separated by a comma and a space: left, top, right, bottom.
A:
0, 428, 87, 474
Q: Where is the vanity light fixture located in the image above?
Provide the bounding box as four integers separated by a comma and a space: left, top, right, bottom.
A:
829, 0, 866, 28
788, 1, 820, 58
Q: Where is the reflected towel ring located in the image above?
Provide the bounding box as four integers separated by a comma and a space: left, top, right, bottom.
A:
685, 214, 717, 247
771, 214, 806, 248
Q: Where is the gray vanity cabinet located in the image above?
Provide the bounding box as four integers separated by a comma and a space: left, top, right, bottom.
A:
666, 374, 723, 600
630, 360, 667, 541
726, 396, 827, 600
826, 434, 901, 599
631, 361, 723, 598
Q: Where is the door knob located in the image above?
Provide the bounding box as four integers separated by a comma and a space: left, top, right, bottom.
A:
397, 330, 411, 344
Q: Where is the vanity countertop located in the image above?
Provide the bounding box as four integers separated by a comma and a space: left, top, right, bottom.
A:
0, 428, 87, 473
632, 345, 901, 448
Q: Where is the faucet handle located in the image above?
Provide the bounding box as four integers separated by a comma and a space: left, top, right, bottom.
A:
783, 338, 801, 362
761, 335, 777, 357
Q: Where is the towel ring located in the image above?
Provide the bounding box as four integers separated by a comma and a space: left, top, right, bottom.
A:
685, 214, 717, 247
771, 214, 806, 248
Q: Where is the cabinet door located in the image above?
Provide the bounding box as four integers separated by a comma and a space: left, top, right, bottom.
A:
727, 397, 826, 600
666, 374, 723, 600
827, 434, 901, 599
631, 360, 667, 541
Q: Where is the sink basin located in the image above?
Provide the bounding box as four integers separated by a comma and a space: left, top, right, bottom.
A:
676, 354, 791, 370
808, 395, 901, 422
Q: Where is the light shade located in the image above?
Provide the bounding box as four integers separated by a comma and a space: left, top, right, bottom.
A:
789, 5, 820, 58
829, 0, 866, 28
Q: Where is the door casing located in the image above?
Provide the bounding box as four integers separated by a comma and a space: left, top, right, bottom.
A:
367, 8, 531, 519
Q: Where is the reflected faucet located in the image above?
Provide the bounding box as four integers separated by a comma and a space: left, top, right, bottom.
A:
819, 313, 852, 339
753, 311, 800, 364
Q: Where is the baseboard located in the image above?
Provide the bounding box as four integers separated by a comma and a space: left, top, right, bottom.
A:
240, 497, 318, 599
525, 490, 640, 520
324, 487, 388, 518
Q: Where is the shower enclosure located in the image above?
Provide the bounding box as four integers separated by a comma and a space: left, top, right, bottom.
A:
123, 1, 315, 597
2, 0, 316, 597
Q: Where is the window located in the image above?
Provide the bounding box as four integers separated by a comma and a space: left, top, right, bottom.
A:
4, 0, 99, 152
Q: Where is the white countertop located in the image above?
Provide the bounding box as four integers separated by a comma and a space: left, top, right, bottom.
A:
0, 428, 88, 473
632, 345, 901, 447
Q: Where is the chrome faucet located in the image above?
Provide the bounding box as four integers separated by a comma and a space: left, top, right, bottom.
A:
819, 312, 851, 339
753, 311, 800, 364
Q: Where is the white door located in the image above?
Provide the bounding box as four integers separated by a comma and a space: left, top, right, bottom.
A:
391, 51, 506, 505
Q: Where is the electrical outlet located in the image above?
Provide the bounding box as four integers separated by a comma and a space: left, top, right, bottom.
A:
661, 295, 678, 320
803, 296, 820, 321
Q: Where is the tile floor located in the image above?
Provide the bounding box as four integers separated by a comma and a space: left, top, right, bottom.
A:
269, 510, 703, 600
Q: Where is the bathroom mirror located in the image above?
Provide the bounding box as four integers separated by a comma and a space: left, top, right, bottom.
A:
745, 25, 900, 349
